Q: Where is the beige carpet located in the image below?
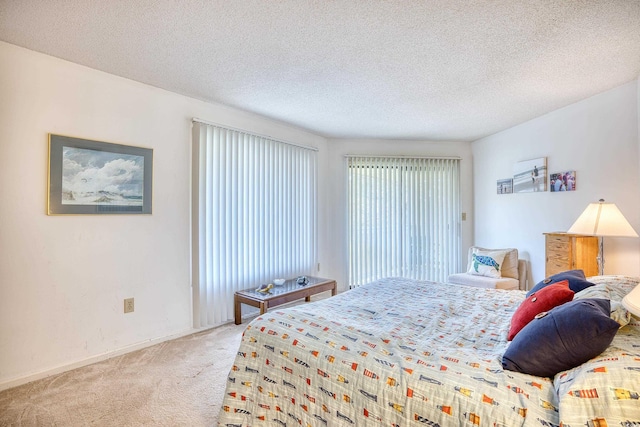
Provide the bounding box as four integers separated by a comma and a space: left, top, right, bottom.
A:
0, 322, 246, 426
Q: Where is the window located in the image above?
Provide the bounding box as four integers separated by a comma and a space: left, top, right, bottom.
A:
347, 156, 460, 287
192, 121, 317, 327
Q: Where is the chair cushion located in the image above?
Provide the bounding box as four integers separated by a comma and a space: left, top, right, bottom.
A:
448, 273, 519, 290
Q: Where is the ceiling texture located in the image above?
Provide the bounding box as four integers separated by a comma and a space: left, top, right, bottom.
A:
1, 0, 639, 141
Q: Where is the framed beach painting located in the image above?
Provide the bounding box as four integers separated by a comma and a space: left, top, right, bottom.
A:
513, 157, 547, 193
550, 171, 576, 192
497, 178, 513, 194
48, 134, 153, 215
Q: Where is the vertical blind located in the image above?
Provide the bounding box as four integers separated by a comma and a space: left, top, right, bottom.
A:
347, 156, 460, 287
192, 121, 317, 327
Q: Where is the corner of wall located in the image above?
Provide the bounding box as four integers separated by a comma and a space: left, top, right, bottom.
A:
472, 81, 640, 283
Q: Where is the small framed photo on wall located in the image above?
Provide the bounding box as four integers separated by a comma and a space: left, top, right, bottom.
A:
550, 171, 576, 192
513, 157, 547, 193
497, 178, 513, 194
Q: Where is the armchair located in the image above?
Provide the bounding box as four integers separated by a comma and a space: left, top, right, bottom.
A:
448, 246, 528, 291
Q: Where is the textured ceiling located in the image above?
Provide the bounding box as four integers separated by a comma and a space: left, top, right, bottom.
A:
1, 1, 639, 141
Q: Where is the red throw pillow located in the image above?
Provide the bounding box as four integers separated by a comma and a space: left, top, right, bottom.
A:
507, 280, 574, 341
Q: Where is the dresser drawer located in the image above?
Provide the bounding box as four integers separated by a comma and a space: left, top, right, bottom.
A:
547, 238, 569, 252
547, 251, 569, 264
546, 256, 570, 271
544, 232, 599, 277
546, 263, 568, 276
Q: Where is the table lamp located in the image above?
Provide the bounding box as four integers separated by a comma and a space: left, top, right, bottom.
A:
567, 199, 638, 275
623, 284, 640, 318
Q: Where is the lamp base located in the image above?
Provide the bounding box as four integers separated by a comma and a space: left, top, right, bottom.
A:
597, 236, 604, 276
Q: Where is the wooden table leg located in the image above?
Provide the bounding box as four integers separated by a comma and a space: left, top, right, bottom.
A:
260, 301, 267, 314
234, 297, 242, 325
305, 296, 311, 302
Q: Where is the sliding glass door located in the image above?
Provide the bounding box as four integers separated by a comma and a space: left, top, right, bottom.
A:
347, 156, 460, 287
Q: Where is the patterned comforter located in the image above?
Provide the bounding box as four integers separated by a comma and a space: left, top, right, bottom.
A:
218, 276, 640, 427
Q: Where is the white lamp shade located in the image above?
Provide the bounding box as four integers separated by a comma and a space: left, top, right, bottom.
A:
568, 201, 638, 237
622, 284, 640, 317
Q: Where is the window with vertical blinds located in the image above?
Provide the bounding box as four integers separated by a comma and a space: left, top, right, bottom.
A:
347, 156, 460, 287
192, 121, 317, 327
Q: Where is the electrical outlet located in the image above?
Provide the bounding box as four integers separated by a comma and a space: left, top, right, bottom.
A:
124, 298, 134, 313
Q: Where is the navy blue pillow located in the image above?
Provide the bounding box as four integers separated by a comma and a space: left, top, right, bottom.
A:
502, 299, 619, 378
526, 270, 593, 297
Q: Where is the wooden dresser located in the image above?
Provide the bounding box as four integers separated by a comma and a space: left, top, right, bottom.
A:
544, 232, 599, 277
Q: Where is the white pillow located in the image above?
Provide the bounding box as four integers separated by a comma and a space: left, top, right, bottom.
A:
468, 247, 518, 279
574, 283, 631, 327
467, 250, 507, 279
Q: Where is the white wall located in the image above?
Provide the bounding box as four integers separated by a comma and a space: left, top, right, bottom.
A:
0, 41, 327, 389
5, 36, 634, 390
323, 139, 474, 290
473, 80, 640, 284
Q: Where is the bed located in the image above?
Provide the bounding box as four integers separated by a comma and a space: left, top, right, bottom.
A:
218, 275, 640, 427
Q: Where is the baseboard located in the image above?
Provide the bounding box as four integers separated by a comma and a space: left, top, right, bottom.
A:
0, 326, 219, 392
0, 295, 332, 392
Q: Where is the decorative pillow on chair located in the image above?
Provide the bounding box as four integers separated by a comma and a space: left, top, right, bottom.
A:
467, 250, 507, 279
507, 280, 574, 341
469, 247, 519, 280
502, 298, 619, 378
526, 269, 594, 297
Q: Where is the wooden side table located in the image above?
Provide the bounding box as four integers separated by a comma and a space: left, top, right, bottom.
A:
234, 276, 337, 324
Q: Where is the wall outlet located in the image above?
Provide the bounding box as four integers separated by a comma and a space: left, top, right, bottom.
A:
124, 298, 134, 313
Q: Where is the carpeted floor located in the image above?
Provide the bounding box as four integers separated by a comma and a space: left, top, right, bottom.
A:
0, 322, 246, 426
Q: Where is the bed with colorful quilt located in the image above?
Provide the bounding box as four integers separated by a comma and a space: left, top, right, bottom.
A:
218, 274, 640, 427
